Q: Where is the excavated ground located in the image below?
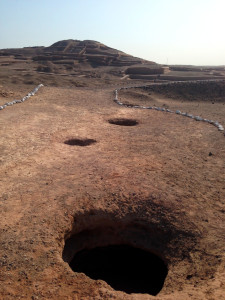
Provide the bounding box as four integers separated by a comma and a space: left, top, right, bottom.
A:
0, 83, 225, 299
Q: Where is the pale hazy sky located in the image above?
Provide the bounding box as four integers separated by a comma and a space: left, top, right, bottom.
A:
0, 0, 225, 65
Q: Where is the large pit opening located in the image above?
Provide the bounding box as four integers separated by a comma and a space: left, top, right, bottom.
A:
69, 244, 167, 295
108, 118, 138, 126
63, 223, 168, 296
64, 138, 97, 146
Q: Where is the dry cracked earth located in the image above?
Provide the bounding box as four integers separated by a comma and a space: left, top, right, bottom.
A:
0, 81, 225, 300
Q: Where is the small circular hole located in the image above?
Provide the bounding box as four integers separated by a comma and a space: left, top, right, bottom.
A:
64, 138, 96, 146
108, 118, 138, 126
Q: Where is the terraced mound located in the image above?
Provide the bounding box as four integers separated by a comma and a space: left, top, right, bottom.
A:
1, 40, 224, 88
32, 39, 153, 68
0, 39, 158, 87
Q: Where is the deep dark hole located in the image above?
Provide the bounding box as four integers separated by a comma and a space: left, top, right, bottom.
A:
64, 138, 96, 146
69, 245, 168, 295
108, 118, 138, 126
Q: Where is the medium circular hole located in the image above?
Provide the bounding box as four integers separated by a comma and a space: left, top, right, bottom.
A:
69, 244, 167, 295
108, 118, 138, 126
64, 138, 96, 146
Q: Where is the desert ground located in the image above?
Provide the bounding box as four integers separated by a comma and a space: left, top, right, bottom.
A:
0, 41, 225, 299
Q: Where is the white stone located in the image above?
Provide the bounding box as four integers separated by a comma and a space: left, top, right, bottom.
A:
195, 116, 203, 121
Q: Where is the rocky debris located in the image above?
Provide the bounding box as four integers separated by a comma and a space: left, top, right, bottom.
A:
125, 66, 165, 80
142, 80, 225, 101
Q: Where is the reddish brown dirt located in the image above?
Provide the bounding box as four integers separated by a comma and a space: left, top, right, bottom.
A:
0, 81, 225, 299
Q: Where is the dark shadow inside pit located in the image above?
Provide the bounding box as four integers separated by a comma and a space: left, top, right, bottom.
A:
67, 244, 167, 295
108, 118, 138, 126
64, 138, 96, 146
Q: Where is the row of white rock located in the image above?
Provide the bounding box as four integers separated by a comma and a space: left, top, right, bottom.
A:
0, 84, 44, 111
114, 87, 224, 132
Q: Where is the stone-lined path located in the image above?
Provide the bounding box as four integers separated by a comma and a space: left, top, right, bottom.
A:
1, 81, 224, 132
0, 84, 44, 111
114, 80, 224, 132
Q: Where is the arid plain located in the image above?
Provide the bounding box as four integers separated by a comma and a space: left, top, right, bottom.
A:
0, 40, 225, 299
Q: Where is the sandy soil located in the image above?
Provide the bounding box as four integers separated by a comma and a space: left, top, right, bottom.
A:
0, 81, 225, 299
